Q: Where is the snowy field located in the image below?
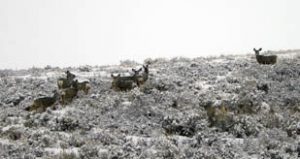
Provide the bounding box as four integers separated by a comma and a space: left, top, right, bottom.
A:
0, 50, 300, 158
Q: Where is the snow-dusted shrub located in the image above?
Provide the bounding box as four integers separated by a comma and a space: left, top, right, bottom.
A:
204, 102, 234, 131
27, 130, 54, 148
29, 67, 43, 77
235, 87, 265, 114
0, 69, 12, 78
55, 117, 79, 132
59, 151, 79, 159
78, 145, 99, 159
193, 148, 224, 159
283, 94, 300, 108
171, 57, 191, 63
161, 117, 196, 137
226, 76, 240, 84
274, 65, 300, 78
14, 77, 23, 84
40, 135, 56, 148
3, 95, 25, 106
144, 77, 176, 92
256, 83, 269, 93
291, 105, 300, 113
152, 138, 180, 159
1, 127, 23, 141
0, 144, 28, 159
297, 143, 300, 157
90, 131, 116, 146
33, 148, 44, 157
68, 134, 85, 148
230, 116, 261, 138
119, 60, 139, 67
23, 154, 35, 159
24, 118, 38, 128
78, 65, 92, 72
44, 65, 53, 70
266, 150, 284, 159
236, 97, 256, 114
144, 57, 168, 66
286, 120, 300, 138
259, 112, 284, 129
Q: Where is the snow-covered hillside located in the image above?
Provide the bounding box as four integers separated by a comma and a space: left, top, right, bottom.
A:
0, 51, 300, 158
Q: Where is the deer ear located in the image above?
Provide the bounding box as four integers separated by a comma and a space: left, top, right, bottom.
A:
132, 69, 136, 72
253, 48, 256, 52
143, 65, 149, 70
259, 48, 262, 51
138, 68, 142, 72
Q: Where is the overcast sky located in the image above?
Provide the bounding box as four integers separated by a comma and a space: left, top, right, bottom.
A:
0, 0, 299, 69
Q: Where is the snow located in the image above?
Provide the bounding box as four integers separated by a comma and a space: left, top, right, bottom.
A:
44, 147, 79, 156
0, 139, 12, 145
194, 81, 212, 91
73, 71, 95, 78
52, 106, 76, 118
122, 101, 132, 106
277, 52, 300, 59
99, 71, 110, 77
210, 58, 227, 63
0, 50, 300, 158
125, 135, 153, 146
1, 124, 23, 132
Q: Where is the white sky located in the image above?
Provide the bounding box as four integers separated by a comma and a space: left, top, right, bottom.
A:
0, 0, 299, 69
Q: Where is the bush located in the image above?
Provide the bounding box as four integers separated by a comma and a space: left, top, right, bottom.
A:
55, 117, 79, 132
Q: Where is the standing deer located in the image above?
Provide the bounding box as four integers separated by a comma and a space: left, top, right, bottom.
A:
254, 48, 277, 65
111, 68, 142, 91
57, 71, 76, 89
135, 65, 149, 87
60, 80, 79, 105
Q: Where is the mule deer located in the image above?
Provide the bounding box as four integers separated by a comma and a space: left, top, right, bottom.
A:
254, 48, 277, 65
135, 65, 149, 86
25, 90, 60, 113
60, 80, 79, 105
111, 69, 142, 91
57, 71, 76, 89
77, 81, 91, 94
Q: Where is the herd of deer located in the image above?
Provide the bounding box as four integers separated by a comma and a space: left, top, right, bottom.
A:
25, 49, 276, 113
25, 65, 149, 113
25, 71, 92, 113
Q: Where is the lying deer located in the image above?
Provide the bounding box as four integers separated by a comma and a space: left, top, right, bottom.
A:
25, 90, 60, 113
254, 48, 277, 65
57, 71, 76, 89
77, 81, 91, 95
111, 68, 142, 91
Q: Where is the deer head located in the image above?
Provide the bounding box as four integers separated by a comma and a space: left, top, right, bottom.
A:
143, 65, 149, 74
253, 48, 262, 55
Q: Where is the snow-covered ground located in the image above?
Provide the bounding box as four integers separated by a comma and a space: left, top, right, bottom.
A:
0, 50, 300, 158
